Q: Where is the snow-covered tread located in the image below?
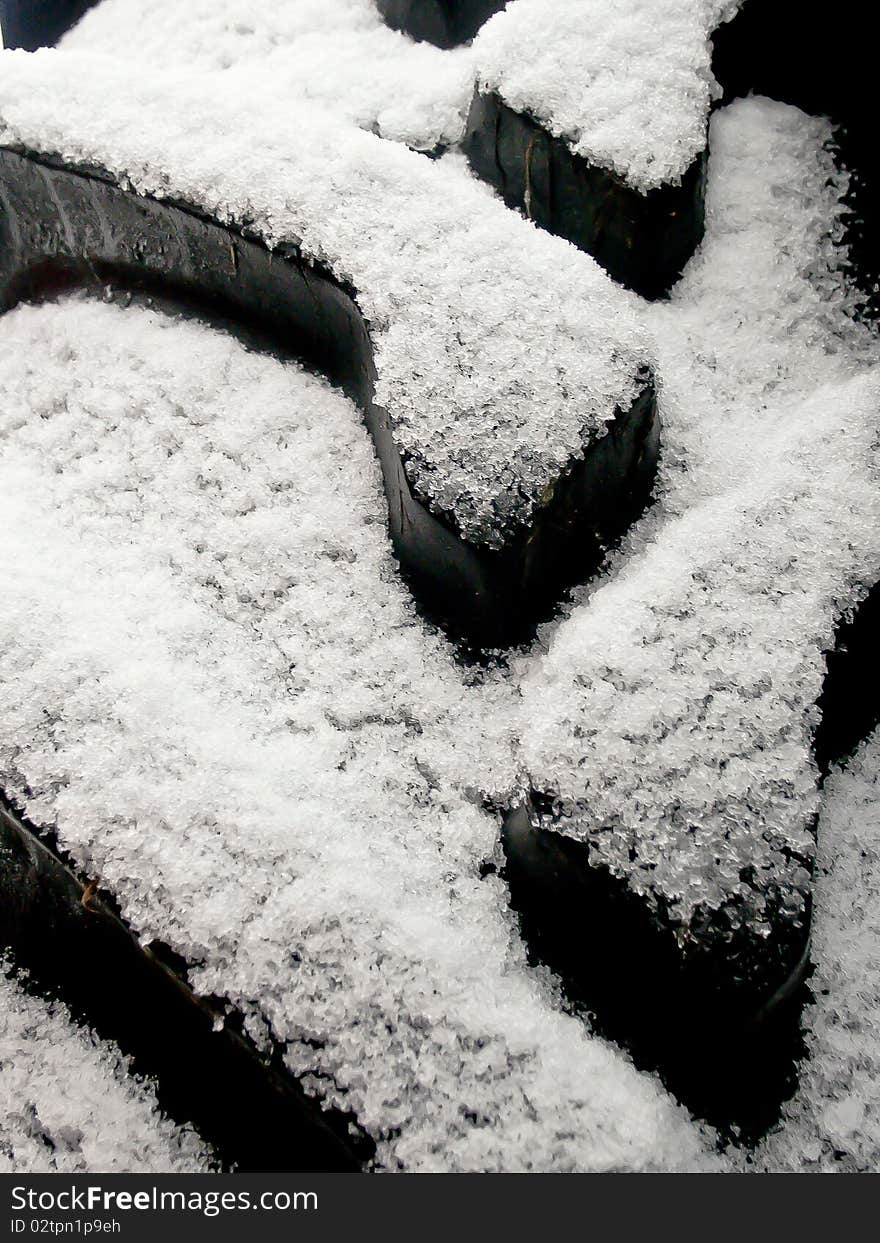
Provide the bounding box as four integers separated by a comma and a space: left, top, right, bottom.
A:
0, 798, 367, 1171
459, 1, 741, 297
0, 50, 659, 650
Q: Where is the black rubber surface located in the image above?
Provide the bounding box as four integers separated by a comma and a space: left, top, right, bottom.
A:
501, 801, 811, 1142
0, 0, 96, 49
815, 580, 880, 775
463, 91, 707, 300
376, 0, 504, 48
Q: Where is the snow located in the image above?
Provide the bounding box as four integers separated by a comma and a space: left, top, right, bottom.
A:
0, 961, 212, 1172
1, 19, 880, 1173
475, 0, 741, 191
517, 97, 880, 941
0, 296, 715, 1172
61, 0, 474, 153
0, 46, 648, 549
755, 729, 880, 1172
62, 0, 741, 192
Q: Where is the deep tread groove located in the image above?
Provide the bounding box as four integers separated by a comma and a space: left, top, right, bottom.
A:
0, 0, 97, 50
711, 0, 878, 320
